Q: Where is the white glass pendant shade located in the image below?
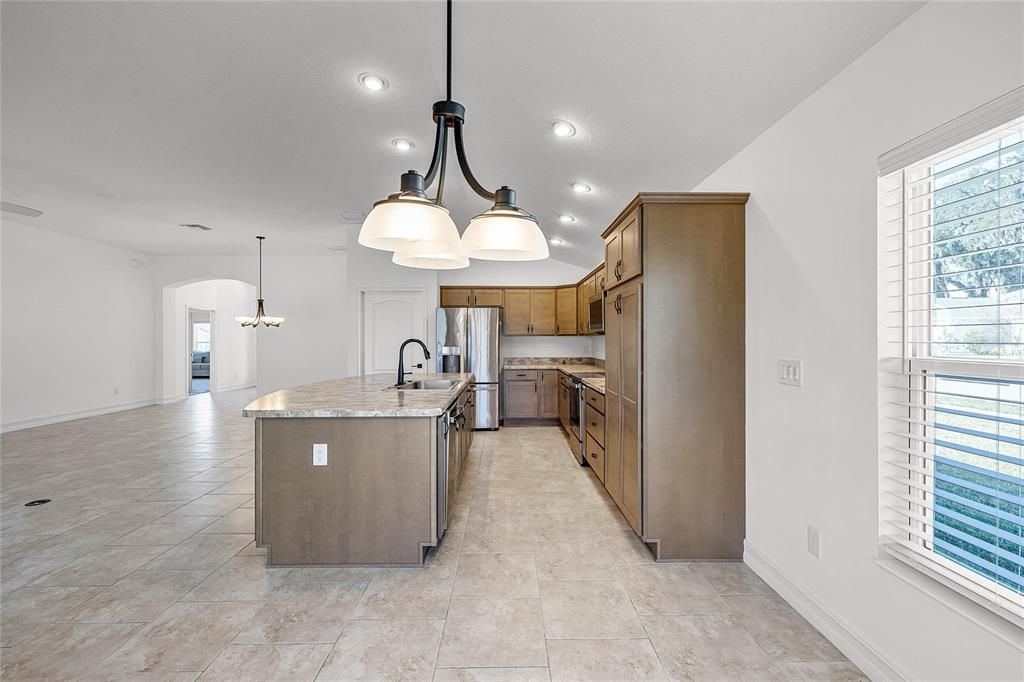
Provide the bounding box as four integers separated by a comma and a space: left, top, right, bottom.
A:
358, 195, 461, 252
461, 208, 549, 261
392, 244, 469, 270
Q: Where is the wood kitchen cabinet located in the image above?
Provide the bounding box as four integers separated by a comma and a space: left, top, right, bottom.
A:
440, 288, 503, 307
437, 266, 605, 337
539, 370, 559, 418
529, 289, 557, 335
505, 369, 559, 420
605, 206, 642, 286
558, 375, 571, 432
503, 290, 531, 335
556, 287, 577, 336
440, 288, 472, 307
576, 279, 589, 334
503, 288, 557, 336
504, 375, 539, 419
602, 193, 748, 560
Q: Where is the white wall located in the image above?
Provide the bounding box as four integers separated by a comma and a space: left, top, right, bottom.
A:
153, 252, 347, 398
167, 279, 256, 399
694, 2, 1023, 679
345, 244, 438, 377
1, 222, 155, 430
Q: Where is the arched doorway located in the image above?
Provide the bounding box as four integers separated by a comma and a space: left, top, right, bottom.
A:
160, 278, 257, 402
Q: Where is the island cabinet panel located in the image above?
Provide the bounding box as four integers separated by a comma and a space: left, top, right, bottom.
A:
441, 288, 472, 307
556, 287, 577, 335
258, 417, 435, 566
539, 370, 559, 418
503, 290, 531, 335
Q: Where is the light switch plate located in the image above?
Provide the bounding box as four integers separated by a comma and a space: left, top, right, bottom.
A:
312, 443, 328, 466
807, 525, 822, 559
778, 359, 803, 387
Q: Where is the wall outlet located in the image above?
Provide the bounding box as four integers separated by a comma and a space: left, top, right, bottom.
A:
113, 386, 120, 395
312, 443, 328, 466
778, 359, 803, 387
807, 525, 822, 559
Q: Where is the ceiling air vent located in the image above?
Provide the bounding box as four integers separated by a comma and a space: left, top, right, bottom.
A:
1, 201, 43, 218
179, 223, 213, 232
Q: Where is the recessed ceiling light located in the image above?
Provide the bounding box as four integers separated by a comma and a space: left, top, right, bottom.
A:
358, 72, 389, 91
391, 138, 415, 152
571, 182, 591, 194
552, 120, 576, 138
549, 237, 565, 246
179, 223, 212, 232
558, 214, 575, 224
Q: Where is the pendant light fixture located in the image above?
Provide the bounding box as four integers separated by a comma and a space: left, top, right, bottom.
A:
359, 0, 548, 267
236, 236, 285, 328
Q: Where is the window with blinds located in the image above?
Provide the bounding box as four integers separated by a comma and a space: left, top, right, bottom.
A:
879, 112, 1024, 625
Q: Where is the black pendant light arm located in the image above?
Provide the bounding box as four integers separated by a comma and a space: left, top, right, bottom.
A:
453, 120, 496, 201
422, 118, 447, 189
256, 235, 264, 300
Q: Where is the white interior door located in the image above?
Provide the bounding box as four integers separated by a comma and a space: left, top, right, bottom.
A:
361, 289, 428, 378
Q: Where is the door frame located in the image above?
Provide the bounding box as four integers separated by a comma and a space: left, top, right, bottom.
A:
187, 307, 215, 395
357, 287, 431, 376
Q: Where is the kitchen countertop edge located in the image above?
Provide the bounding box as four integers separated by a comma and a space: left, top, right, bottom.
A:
242, 373, 475, 419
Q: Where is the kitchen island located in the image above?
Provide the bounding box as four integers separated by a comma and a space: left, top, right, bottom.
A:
243, 373, 474, 566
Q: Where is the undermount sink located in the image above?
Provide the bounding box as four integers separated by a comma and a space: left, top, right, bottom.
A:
392, 379, 460, 391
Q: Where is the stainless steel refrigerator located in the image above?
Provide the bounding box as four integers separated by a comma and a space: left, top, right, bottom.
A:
436, 307, 501, 430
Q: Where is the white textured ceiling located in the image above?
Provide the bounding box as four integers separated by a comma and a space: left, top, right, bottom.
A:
1, 1, 921, 267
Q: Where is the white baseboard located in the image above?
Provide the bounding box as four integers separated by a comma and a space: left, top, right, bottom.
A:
1, 398, 156, 433
156, 393, 187, 405
744, 540, 908, 682
213, 382, 256, 393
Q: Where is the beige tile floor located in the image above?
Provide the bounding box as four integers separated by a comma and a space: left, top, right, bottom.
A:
0, 389, 865, 681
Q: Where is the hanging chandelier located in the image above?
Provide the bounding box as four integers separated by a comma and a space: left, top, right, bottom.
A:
236, 236, 284, 328
358, 0, 549, 268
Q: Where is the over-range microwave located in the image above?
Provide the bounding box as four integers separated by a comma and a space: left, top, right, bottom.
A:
588, 293, 604, 333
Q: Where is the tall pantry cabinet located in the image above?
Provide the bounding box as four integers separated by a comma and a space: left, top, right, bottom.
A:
602, 193, 748, 561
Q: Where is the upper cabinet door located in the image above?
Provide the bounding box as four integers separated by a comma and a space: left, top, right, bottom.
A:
441, 288, 472, 307
619, 208, 642, 282
604, 230, 622, 285
556, 287, 577, 336
605, 207, 642, 286
472, 289, 504, 307
503, 290, 531, 335
577, 281, 588, 334
530, 289, 557, 335
595, 267, 607, 293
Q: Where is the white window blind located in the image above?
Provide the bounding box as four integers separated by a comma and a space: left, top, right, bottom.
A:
879, 114, 1024, 625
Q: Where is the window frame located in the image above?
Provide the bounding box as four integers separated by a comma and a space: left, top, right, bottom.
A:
878, 94, 1024, 628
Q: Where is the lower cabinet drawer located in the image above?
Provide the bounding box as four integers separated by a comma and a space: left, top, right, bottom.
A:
585, 404, 605, 447
586, 433, 605, 483
505, 369, 539, 381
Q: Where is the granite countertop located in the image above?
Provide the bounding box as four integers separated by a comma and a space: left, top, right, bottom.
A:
581, 377, 605, 394
242, 373, 474, 418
